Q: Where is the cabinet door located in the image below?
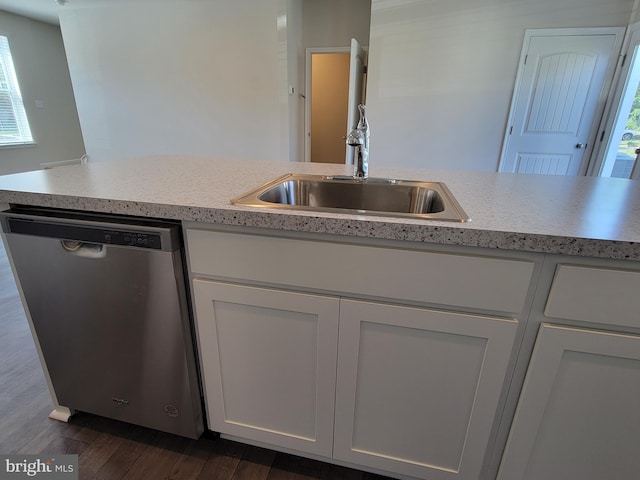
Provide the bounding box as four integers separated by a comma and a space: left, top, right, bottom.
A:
192, 279, 339, 457
498, 323, 640, 480
334, 300, 518, 480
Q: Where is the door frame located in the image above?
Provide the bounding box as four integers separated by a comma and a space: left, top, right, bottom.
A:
589, 22, 640, 178
304, 47, 350, 163
498, 27, 625, 175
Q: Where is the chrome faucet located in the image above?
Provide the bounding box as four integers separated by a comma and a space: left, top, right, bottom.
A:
346, 104, 370, 179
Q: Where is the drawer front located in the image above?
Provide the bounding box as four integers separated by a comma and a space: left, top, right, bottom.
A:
186, 229, 535, 313
545, 264, 640, 328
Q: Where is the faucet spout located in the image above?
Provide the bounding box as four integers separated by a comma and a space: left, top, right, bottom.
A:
346, 104, 370, 179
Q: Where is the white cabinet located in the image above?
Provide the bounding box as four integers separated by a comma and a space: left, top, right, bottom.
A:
192, 279, 339, 457
335, 300, 518, 480
498, 323, 640, 480
496, 260, 640, 480
185, 226, 537, 479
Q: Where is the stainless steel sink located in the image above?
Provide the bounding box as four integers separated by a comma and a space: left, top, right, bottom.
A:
231, 174, 470, 222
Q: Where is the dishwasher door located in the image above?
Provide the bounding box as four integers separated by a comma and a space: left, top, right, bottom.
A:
0, 209, 203, 439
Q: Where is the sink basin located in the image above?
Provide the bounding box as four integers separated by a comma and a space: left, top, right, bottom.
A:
231, 174, 470, 222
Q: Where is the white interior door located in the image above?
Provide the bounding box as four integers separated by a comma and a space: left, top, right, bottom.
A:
500, 28, 624, 175
345, 38, 367, 165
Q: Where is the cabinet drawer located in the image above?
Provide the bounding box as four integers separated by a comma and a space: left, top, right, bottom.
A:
545, 264, 640, 328
186, 228, 535, 313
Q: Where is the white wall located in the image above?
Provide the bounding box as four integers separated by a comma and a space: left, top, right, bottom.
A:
366, 0, 635, 172
59, 0, 288, 163
302, 0, 371, 48
0, 11, 85, 175
287, 0, 304, 162
632, 2, 640, 23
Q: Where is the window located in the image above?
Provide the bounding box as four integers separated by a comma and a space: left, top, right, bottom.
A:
0, 35, 33, 146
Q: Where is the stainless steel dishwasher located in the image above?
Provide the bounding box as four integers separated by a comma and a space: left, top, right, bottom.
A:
0, 207, 203, 439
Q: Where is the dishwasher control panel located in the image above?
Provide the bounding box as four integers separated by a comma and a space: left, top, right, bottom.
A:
4, 217, 167, 250
105, 230, 162, 248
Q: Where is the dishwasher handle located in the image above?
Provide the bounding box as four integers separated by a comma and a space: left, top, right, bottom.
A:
61, 240, 106, 258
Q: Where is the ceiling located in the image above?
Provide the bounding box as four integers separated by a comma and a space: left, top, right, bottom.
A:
0, 0, 64, 25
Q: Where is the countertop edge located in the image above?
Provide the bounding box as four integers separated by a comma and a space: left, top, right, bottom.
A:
2, 190, 638, 262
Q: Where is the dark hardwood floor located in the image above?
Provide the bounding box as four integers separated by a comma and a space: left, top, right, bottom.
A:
0, 240, 393, 480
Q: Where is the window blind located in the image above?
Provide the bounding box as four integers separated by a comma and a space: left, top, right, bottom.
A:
0, 35, 33, 146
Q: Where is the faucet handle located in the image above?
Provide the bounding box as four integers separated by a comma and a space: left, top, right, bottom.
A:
358, 104, 366, 119
357, 105, 366, 126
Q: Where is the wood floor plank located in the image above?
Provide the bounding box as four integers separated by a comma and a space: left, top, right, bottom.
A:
266, 454, 324, 480
120, 431, 190, 480
90, 424, 157, 480
0, 389, 55, 454
231, 445, 276, 480
76, 431, 125, 479
265, 454, 304, 480
40, 435, 90, 456
166, 438, 215, 480
0, 351, 48, 402
196, 439, 245, 480
16, 420, 76, 455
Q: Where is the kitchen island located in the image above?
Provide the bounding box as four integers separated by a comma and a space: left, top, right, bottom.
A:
1, 156, 639, 480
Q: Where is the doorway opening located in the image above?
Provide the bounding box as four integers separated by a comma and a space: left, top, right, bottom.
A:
308, 50, 351, 164
595, 25, 640, 180
304, 39, 367, 164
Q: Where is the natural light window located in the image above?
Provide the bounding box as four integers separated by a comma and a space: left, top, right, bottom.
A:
0, 35, 33, 146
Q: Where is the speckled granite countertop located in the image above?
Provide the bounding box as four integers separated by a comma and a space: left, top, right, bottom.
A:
0, 156, 639, 261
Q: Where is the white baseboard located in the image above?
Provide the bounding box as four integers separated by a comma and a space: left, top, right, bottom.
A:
40, 158, 82, 169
